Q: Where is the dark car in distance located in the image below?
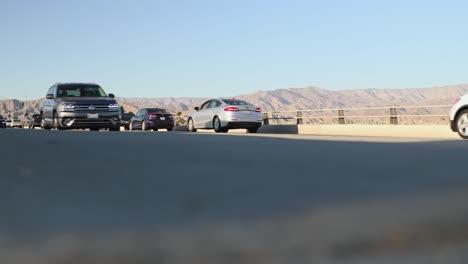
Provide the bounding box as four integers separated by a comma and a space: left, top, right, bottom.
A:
129, 108, 174, 131
121, 112, 134, 130
28, 114, 42, 129
0, 115, 6, 128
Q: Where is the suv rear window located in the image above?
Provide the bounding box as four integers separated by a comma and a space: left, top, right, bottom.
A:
222, 99, 251, 106
57, 85, 107, 97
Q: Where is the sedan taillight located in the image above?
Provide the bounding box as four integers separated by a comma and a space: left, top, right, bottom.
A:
224, 106, 239, 112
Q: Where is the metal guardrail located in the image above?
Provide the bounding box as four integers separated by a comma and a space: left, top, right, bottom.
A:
172, 105, 452, 126
262, 105, 452, 125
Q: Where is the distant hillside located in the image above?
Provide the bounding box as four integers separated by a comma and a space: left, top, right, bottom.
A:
1, 84, 467, 124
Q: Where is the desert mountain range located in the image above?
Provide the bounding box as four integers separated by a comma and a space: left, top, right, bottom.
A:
1, 84, 467, 123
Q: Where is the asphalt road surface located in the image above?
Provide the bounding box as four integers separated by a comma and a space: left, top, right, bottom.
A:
1, 128, 468, 263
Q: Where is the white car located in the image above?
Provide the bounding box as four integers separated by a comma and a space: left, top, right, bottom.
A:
450, 93, 468, 139
187, 98, 263, 133
10, 118, 23, 128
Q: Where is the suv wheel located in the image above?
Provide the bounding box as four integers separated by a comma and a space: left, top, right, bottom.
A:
41, 118, 51, 130
53, 117, 62, 130
456, 110, 468, 139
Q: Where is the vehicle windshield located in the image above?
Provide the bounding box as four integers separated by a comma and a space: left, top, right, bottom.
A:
57, 85, 107, 97
222, 99, 252, 106
147, 108, 168, 113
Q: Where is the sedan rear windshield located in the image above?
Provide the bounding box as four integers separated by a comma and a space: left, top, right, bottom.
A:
222, 99, 251, 106
147, 108, 168, 113
57, 85, 107, 97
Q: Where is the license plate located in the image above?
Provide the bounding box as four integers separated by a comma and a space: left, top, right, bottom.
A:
87, 113, 99, 119
160, 117, 165, 120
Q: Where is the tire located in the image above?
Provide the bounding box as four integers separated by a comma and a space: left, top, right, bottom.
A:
53, 117, 62, 130
142, 121, 147, 131
166, 126, 173, 132
124, 125, 129, 131
213, 116, 224, 133
188, 118, 197, 132
90, 128, 99, 131
129, 122, 134, 131
247, 127, 259, 133
153, 128, 159, 132
456, 110, 468, 139
41, 118, 51, 130
109, 127, 120, 132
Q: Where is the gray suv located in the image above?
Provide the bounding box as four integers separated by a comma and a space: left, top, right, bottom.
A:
40, 83, 121, 131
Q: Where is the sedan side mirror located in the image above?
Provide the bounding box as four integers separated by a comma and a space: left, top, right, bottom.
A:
194, 107, 200, 111
108, 93, 115, 98
46, 94, 54, 99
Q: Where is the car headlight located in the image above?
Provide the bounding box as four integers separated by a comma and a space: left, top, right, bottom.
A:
108, 104, 120, 111
61, 104, 76, 111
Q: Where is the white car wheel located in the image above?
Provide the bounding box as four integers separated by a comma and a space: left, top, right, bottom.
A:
456, 110, 468, 139
188, 118, 197, 132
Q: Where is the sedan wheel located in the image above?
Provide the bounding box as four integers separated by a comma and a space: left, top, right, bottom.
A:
188, 118, 197, 132
213, 116, 223, 133
456, 110, 468, 139
247, 127, 259, 133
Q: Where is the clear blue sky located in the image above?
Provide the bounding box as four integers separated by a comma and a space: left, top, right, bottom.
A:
1, 0, 467, 100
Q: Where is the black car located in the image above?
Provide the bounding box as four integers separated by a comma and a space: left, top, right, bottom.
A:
28, 114, 42, 129
120, 112, 135, 130
40, 82, 121, 131
0, 115, 6, 128
129, 108, 174, 131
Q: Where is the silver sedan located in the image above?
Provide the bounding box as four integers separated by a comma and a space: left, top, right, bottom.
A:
187, 99, 263, 133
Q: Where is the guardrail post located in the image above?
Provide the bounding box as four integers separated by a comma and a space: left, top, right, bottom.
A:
390, 107, 398, 125
263, 112, 269, 125
338, 110, 345, 124
296, 111, 303, 125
